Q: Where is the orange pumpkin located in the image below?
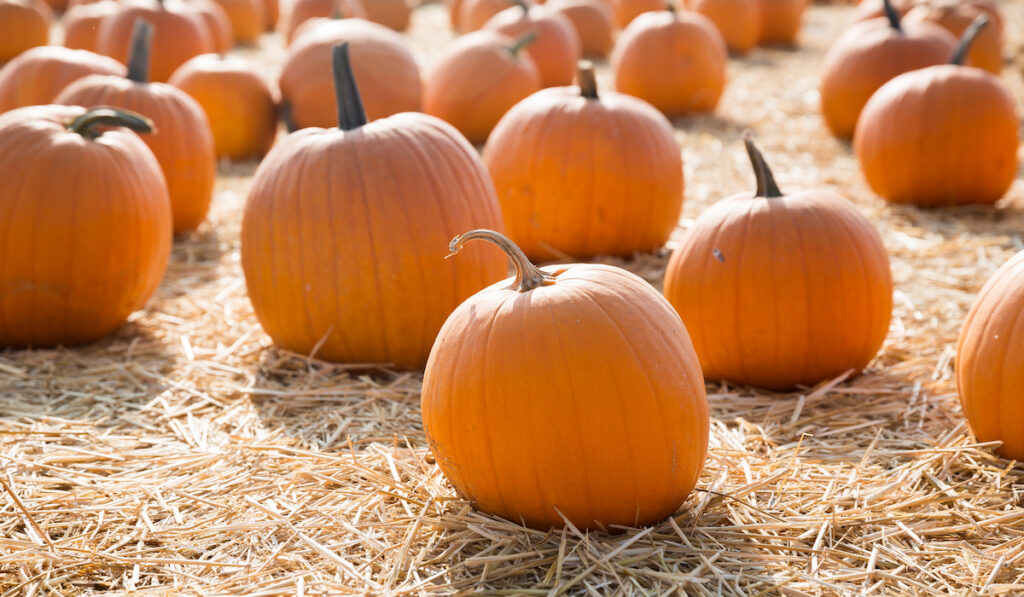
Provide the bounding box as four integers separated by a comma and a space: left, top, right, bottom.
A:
58, 21, 217, 233
210, 0, 265, 44
96, 0, 215, 82
0, 105, 171, 347
663, 136, 893, 391
63, 1, 120, 52
446, 0, 463, 29
611, 6, 727, 116
0, 46, 125, 114
607, 0, 661, 29
0, 0, 52, 64
957, 251, 1024, 461
457, 0, 517, 32
280, 18, 421, 130
243, 44, 507, 368
903, 1, 1003, 73
362, 0, 411, 30
819, 0, 956, 139
545, 0, 613, 59
282, 0, 366, 42
756, 0, 806, 45
422, 228, 709, 531
169, 53, 277, 159
262, 0, 277, 29
424, 31, 541, 145
483, 1, 580, 87
483, 63, 683, 260
41, 0, 66, 13
854, 18, 1017, 206
192, 0, 235, 52
691, 0, 760, 54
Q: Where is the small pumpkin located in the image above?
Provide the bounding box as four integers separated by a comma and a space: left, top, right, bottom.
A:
854, 17, 1017, 206
663, 136, 893, 391
243, 43, 507, 368
483, 62, 683, 260
611, 5, 727, 116
0, 106, 171, 347
607, 0, 662, 29
690, 0, 760, 54
756, 0, 806, 45
282, 0, 366, 42
192, 0, 235, 52
483, 0, 580, 87
0, 0, 52, 64
903, 1, 1003, 73
362, 0, 411, 31
819, 0, 956, 139
210, 0, 265, 44
422, 228, 709, 531
63, 1, 120, 52
280, 17, 422, 129
58, 20, 218, 233
547, 0, 613, 59
168, 53, 278, 159
956, 251, 1024, 461
424, 31, 541, 145
0, 46, 125, 114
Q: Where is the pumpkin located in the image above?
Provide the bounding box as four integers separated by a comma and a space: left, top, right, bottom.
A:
192, 0, 235, 52
262, 0, 277, 29
483, 62, 683, 260
956, 251, 1024, 461
756, 0, 806, 45
607, 0, 662, 29
663, 136, 893, 391
853, 0, 918, 22
0, 0, 52, 64
903, 1, 1003, 73
424, 31, 541, 145
819, 0, 956, 139
854, 17, 1017, 206
41, 0, 65, 13
58, 20, 217, 233
96, 0, 215, 82
690, 0, 760, 54
63, 1, 120, 52
546, 0, 613, 59
422, 228, 709, 530
0, 46, 125, 114
282, 0, 366, 42
457, 0, 519, 32
611, 6, 727, 116
168, 53, 277, 159
0, 106, 171, 347
445, 0, 463, 29
362, 0, 411, 31
243, 43, 507, 368
210, 0, 265, 44
483, 0, 580, 88
280, 18, 421, 130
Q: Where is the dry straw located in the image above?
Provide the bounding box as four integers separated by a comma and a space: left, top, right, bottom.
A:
3, 3, 1024, 595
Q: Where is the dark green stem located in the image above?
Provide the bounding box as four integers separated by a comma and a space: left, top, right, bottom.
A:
577, 61, 598, 99
126, 19, 153, 83
448, 230, 554, 292
882, 0, 901, 33
332, 43, 367, 131
950, 15, 988, 66
68, 108, 154, 141
744, 134, 783, 199
507, 30, 537, 57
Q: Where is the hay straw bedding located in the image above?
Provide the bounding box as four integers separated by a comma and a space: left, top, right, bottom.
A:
3, 3, 1024, 595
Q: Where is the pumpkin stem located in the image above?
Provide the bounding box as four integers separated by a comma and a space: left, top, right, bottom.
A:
126, 19, 153, 83
511, 0, 529, 17
950, 15, 988, 66
507, 30, 537, 56
577, 60, 598, 99
744, 134, 783, 199
332, 42, 368, 131
448, 229, 555, 293
665, 1, 675, 14
68, 107, 154, 141
881, 0, 902, 33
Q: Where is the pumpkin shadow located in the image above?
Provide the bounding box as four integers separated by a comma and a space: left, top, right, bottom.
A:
670, 111, 746, 138
882, 200, 1024, 241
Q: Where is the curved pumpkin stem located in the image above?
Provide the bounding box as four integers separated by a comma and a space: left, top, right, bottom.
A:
881, 0, 902, 33
68, 107, 154, 141
448, 229, 555, 293
507, 30, 537, 57
332, 42, 368, 131
127, 19, 153, 83
577, 60, 598, 99
950, 15, 988, 66
744, 134, 783, 199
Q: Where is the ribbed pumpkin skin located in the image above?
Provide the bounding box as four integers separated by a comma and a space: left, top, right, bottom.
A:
363, 0, 411, 31
483, 5, 581, 88
548, 0, 613, 58
96, 0, 214, 82
691, 0, 759, 54
423, 262, 709, 530
819, 18, 955, 139
612, 9, 727, 116
0, 105, 171, 347
424, 31, 541, 145
957, 252, 1024, 461
57, 76, 217, 233
663, 189, 892, 391
280, 19, 421, 129
210, 0, 265, 44
63, 1, 120, 52
0, 47, 125, 113
854, 65, 1017, 206
0, 0, 51, 64
283, 0, 365, 41
241, 115, 507, 368
483, 85, 683, 260
903, 4, 1003, 74
169, 54, 277, 159
756, 0, 806, 45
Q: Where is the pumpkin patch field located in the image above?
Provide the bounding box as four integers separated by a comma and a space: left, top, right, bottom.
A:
3, 1, 1024, 594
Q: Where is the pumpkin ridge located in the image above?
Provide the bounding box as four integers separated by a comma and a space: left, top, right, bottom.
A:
996, 291, 1024, 448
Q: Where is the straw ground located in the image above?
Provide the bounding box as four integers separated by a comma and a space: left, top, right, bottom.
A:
3, 2, 1024, 595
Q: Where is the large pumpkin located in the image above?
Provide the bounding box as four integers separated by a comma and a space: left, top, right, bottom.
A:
663, 137, 893, 391
483, 63, 683, 260
819, 0, 956, 139
547, 0, 613, 59
0, 106, 171, 347
63, 1, 120, 52
0, 46, 125, 113
58, 21, 217, 233
611, 6, 727, 116
756, 0, 805, 45
690, 0, 760, 54
483, 0, 581, 88
0, 0, 52, 64
903, 1, 1003, 73
280, 17, 421, 130
422, 229, 709, 530
957, 251, 1024, 461
854, 17, 1017, 206
242, 43, 507, 368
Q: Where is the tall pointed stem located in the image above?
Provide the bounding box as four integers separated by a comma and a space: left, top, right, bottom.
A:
744, 134, 783, 199
127, 19, 153, 83
332, 43, 368, 131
